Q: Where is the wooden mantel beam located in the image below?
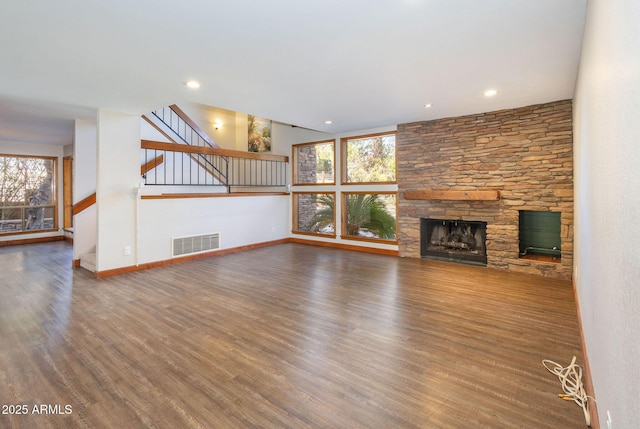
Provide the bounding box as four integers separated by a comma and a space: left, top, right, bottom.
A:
403, 189, 500, 201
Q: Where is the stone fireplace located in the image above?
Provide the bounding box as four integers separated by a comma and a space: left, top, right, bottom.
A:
421, 219, 487, 266
397, 100, 573, 280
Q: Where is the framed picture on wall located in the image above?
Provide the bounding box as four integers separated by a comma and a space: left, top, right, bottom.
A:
248, 115, 272, 152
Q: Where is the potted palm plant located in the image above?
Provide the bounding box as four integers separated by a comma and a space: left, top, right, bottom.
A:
307, 194, 396, 239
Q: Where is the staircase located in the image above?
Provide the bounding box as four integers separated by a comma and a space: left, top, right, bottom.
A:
80, 251, 96, 273
143, 105, 229, 189
141, 105, 288, 191
145, 104, 218, 149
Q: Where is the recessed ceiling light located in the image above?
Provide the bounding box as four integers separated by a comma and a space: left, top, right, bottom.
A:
324, 120, 333, 124
484, 89, 498, 97
424, 103, 432, 108
185, 80, 201, 89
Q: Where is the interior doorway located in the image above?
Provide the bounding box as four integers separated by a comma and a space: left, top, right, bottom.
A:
63, 156, 73, 230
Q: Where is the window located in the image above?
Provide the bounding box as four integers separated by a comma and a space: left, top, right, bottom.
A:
292, 140, 335, 185
341, 132, 396, 184
292, 192, 336, 237
0, 155, 57, 235
291, 132, 398, 247
342, 192, 397, 242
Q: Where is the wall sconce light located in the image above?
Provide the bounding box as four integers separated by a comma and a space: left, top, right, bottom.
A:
212, 120, 223, 130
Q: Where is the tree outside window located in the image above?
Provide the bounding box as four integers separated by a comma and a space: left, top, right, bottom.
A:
342, 192, 397, 241
342, 132, 396, 184
0, 155, 56, 234
292, 192, 336, 237
292, 132, 397, 245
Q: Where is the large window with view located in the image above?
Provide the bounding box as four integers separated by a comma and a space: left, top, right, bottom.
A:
341, 132, 396, 184
0, 155, 57, 235
292, 132, 397, 246
292, 140, 335, 185
341, 192, 397, 242
292, 192, 336, 237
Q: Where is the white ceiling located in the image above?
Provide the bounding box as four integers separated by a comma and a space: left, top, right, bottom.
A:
0, 0, 586, 145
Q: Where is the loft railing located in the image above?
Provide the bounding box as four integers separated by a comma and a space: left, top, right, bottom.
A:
147, 105, 228, 183
150, 104, 218, 149
141, 140, 288, 191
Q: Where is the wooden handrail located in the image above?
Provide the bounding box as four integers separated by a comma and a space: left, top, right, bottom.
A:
141, 115, 178, 144
169, 104, 219, 148
141, 192, 289, 200
141, 140, 289, 163
73, 193, 96, 215
141, 154, 164, 175
141, 116, 227, 182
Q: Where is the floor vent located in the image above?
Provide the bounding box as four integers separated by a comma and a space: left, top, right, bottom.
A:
172, 233, 220, 257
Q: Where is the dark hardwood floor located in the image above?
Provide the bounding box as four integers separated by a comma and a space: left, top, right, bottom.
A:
0, 241, 587, 428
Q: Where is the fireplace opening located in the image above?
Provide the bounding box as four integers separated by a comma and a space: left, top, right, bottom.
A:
420, 219, 487, 266
519, 210, 561, 262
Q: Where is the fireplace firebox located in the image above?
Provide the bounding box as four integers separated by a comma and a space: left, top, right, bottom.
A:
421, 219, 487, 266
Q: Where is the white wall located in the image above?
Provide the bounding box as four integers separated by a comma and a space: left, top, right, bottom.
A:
573, 0, 640, 427
96, 110, 140, 271
234, 114, 249, 151
137, 195, 288, 263
73, 119, 97, 259
179, 102, 310, 153
177, 103, 240, 149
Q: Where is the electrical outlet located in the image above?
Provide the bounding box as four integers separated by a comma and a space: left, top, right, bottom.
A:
606, 410, 612, 429
124, 246, 131, 256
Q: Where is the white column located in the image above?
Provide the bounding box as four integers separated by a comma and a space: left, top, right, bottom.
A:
73, 119, 97, 260
95, 110, 140, 272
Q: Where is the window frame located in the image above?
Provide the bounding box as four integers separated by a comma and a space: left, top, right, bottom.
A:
291, 140, 336, 186
340, 191, 398, 244
340, 131, 397, 185
0, 154, 58, 236
291, 191, 337, 238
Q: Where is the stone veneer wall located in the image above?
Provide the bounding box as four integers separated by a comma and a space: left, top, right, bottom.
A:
295, 145, 319, 184
397, 100, 573, 279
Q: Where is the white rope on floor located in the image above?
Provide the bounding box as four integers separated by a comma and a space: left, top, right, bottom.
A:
542, 355, 594, 426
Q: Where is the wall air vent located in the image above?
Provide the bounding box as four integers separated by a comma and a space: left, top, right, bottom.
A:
172, 233, 220, 257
